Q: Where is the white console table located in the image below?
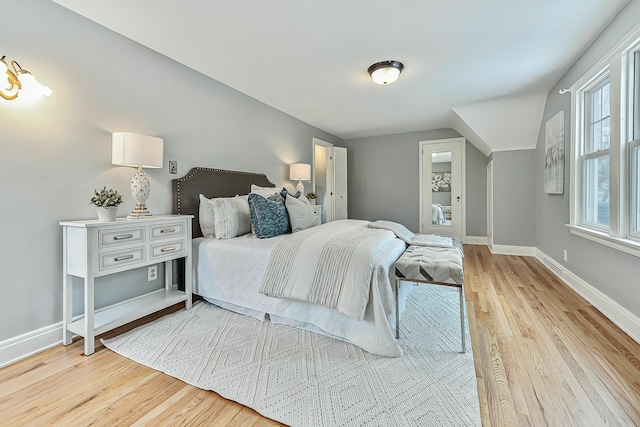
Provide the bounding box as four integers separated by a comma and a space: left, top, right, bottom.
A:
60, 214, 193, 355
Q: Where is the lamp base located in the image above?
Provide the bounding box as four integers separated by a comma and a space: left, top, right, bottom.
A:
127, 166, 154, 219
127, 203, 153, 219
296, 180, 305, 195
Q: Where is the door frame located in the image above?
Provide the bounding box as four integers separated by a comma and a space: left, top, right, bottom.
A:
418, 137, 466, 240
312, 137, 334, 222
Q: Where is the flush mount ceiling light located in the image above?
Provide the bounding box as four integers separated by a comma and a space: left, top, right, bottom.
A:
368, 60, 404, 85
1, 55, 52, 101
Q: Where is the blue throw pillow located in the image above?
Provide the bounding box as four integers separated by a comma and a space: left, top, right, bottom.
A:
280, 188, 302, 200
248, 193, 290, 238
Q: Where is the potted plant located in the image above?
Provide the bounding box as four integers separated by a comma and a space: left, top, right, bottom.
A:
306, 192, 318, 205
90, 186, 123, 221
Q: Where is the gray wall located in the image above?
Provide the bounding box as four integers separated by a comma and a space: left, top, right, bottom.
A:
535, 0, 640, 317
0, 0, 341, 341
492, 150, 536, 246
466, 143, 489, 236
344, 130, 488, 236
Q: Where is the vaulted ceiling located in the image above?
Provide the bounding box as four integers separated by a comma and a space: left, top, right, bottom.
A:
53, 0, 628, 154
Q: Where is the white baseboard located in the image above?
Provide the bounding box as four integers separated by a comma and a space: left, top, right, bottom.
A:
464, 236, 488, 245
0, 323, 62, 369
489, 244, 536, 256
535, 249, 640, 346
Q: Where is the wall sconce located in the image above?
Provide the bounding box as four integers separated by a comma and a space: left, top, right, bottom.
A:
1, 55, 52, 101
368, 60, 404, 85
112, 132, 164, 219
290, 163, 311, 194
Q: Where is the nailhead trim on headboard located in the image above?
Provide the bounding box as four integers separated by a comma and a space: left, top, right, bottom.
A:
172, 167, 275, 238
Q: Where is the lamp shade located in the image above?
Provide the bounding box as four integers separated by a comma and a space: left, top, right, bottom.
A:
290, 163, 311, 181
112, 132, 164, 168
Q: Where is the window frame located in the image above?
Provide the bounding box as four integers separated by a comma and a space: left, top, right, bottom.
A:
567, 24, 640, 258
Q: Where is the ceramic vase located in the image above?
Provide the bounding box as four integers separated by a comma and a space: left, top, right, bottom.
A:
97, 206, 118, 222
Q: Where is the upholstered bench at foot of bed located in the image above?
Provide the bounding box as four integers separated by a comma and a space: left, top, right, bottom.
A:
394, 242, 466, 353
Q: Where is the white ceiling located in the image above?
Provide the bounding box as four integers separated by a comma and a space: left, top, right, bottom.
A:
52, 0, 628, 153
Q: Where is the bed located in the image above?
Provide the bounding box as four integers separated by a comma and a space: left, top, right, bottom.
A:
172, 167, 413, 357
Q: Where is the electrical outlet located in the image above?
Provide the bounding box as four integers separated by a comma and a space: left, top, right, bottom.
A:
563, 249, 568, 262
148, 265, 158, 281
169, 160, 177, 174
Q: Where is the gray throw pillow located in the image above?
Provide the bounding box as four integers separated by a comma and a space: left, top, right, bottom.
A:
285, 194, 318, 232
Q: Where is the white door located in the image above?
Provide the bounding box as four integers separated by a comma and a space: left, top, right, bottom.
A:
420, 138, 465, 239
333, 147, 348, 220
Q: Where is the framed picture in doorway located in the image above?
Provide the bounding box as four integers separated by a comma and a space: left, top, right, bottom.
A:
432, 171, 451, 192
544, 110, 565, 194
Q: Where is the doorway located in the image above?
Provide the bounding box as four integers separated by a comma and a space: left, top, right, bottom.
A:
313, 138, 333, 223
419, 137, 465, 240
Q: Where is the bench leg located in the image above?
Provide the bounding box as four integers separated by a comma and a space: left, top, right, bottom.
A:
395, 277, 400, 339
459, 285, 466, 353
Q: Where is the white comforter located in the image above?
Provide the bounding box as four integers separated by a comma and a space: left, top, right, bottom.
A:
260, 220, 397, 321
192, 219, 411, 357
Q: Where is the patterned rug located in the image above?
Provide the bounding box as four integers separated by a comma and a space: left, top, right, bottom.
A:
102, 286, 480, 426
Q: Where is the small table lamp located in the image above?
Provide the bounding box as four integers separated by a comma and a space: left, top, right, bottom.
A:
290, 163, 311, 194
112, 132, 164, 219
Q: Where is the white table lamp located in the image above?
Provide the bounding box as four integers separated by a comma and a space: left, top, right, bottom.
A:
112, 132, 164, 219
290, 163, 311, 194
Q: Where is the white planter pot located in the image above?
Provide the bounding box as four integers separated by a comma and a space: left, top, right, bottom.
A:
97, 206, 118, 222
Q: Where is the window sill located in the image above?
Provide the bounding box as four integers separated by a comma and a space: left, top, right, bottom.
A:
566, 224, 640, 258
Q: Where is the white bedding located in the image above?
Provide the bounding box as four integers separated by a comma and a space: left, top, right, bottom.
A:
192, 219, 412, 357
260, 220, 397, 321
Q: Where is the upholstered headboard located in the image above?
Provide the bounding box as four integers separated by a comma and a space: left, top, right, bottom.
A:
172, 167, 275, 238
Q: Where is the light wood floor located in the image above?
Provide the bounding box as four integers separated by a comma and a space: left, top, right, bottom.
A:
1, 245, 639, 426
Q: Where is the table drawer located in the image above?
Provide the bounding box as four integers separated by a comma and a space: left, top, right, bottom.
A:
99, 227, 145, 248
100, 247, 145, 271
150, 222, 185, 240
150, 240, 185, 260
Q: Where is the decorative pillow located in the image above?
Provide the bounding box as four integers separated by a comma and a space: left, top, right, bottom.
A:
367, 220, 415, 243
199, 194, 216, 238
280, 188, 311, 206
211, 195, 251, 239
285, 194, 318, 232
248, 193, 290, 238
250, 184, 279, 198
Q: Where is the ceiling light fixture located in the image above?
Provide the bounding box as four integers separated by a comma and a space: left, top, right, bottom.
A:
0, 55, 52, 101
368, 60, 404, 85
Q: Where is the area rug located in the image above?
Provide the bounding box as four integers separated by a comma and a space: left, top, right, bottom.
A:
102, 285, 480, 426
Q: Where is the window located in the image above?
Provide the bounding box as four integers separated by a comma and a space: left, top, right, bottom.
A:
630, 51, 640, 238
581, 78, 611, 228
569, 25, 640, 257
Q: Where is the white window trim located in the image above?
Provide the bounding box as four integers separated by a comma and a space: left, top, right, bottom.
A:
631, 139, 640, 239
567, 21, 640, 258
566, 224, 640, 258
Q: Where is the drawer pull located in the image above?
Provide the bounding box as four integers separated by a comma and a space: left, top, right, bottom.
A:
161, 246, 176, 253
114, 234, 134, 240
160, 228, 176, 233
114, 254, 134, 262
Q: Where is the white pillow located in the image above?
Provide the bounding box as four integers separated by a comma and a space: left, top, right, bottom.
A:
285, 194, 318, 232
250, 184, 278, 198
299, 193, 312, 206
212, 195, 251, 239
199, 194, 216, 238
